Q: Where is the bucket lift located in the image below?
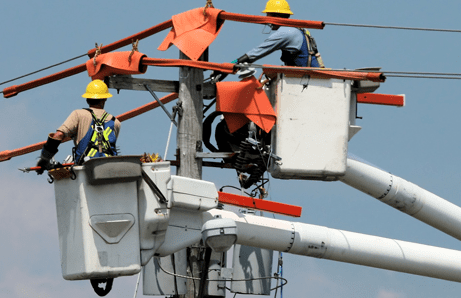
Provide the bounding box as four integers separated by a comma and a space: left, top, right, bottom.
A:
4, 4, 461, 298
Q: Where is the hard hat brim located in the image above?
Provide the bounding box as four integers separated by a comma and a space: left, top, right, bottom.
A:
262, 9, 293, 15
81, 93, 113, 99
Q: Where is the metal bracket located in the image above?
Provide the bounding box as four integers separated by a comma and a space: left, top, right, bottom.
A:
144, 84, 177, 126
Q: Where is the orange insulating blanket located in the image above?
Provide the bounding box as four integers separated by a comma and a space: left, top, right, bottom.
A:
0, 93, 178, 162
216, 76, 276, 133
87, 51, 148, 80
263, 65, 386, 82
158, 7, 224, 61
142, 58, 236, 73
219, 12, 325, 30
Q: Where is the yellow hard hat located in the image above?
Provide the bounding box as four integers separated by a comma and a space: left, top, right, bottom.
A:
262, 0, 293, 15
81, 79, 113, 99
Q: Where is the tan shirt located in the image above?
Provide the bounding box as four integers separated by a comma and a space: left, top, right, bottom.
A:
57, 108, 121, 145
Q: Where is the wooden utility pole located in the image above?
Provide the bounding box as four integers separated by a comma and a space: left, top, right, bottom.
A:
176, 51, 204, 298
176, 49, 225, 298
177, 51, 204, 180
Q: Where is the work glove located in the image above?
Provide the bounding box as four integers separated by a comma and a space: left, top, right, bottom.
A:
209, 54, 252, 83
232, 54, 251, 65
36, 135, 61, 175
36, 157, 52, 175
209, 71, 228, 83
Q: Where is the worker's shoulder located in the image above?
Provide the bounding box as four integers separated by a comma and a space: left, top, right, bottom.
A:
69, 108, 92, 118
277, 26, 303, 35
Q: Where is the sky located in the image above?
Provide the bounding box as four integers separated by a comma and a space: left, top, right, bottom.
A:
1, 0, 461, 297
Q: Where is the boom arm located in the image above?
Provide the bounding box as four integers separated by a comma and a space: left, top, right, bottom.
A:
340, 157, 461, 241
199, 209, 461, 283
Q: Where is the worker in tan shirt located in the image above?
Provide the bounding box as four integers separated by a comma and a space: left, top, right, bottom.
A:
36, 79, 121, 174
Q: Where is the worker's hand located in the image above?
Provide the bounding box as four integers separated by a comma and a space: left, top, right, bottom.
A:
36, 157, 51, 175
209, 71, 228, 83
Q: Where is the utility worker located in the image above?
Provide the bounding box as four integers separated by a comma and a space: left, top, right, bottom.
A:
211, 0, 324, 82
36, 79, 121, 174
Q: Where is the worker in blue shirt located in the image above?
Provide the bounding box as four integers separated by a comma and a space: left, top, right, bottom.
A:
211, 0, 324, 82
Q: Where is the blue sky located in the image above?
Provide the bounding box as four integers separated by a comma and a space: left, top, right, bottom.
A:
2, 0, 461, 297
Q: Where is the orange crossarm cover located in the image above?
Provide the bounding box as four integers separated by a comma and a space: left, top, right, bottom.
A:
0, 93, 178, 162
357, 93, 405, 106
218, 191, 302, 217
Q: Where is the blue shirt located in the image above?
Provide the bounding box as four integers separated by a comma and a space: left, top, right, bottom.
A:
245, 27, 304, 63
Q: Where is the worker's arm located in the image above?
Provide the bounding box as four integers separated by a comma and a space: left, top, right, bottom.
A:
209, 27, 302, 83
36, 131, 63, 174
244, 27, 302, 62
53, 130, 65, 141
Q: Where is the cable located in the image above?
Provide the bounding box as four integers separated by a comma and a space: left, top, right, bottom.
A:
133, 272, 141, 298
219, 185, 251, 196
238, 63, 461, 80
386, 74, 461, 80
156, 258, 288, 284
383, 71, 461, 76
324, 22, 461, 33
0, 53, 87, 86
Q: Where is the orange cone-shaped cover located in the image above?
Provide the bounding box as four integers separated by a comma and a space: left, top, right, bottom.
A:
86, 51, 147, 80
216, 76, 276, 133
158, 7, 224, 61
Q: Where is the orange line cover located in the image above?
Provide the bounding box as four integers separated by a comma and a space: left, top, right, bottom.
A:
218, 191, 302, 217
219, 12, 324, 30
263, 66, 386, 82
87, 19, 173, 58
142, 58, 236, 73
216, 76, 276, 133
2, 63, 87, 98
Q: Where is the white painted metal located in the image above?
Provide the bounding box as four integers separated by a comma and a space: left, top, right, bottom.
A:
167, 175, 219, 212
138, 162, 171, 265
143, 252, 187, 296
230, 244, 273, 295
156, 208, 203, 257
203, 209, 461, 283
54, 166, 141, 280
341, 157, 461, 241
205, 250, 227, 297
269, 75, 351, 180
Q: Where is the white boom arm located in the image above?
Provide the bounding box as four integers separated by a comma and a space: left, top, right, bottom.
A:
204, 209, 461, 283
340, 157, 461, 241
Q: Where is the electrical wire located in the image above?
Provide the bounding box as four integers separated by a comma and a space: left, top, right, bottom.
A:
0, 53, 87, 87
133, 272, 141, 298
156, 258, 288, 284
237, 63, 461, 80
324, 22, 461, 33
385, 74, 461, 80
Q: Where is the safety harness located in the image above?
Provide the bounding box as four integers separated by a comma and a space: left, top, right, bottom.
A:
74, 109, 117, 165
281, 29, 325, 67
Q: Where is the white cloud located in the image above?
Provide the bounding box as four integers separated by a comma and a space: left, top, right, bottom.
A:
377, 289, 407, 298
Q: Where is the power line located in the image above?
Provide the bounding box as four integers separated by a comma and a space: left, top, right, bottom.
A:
324, 22, 461, 33
0, 53, 87, 87
386, 74, 461, 80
